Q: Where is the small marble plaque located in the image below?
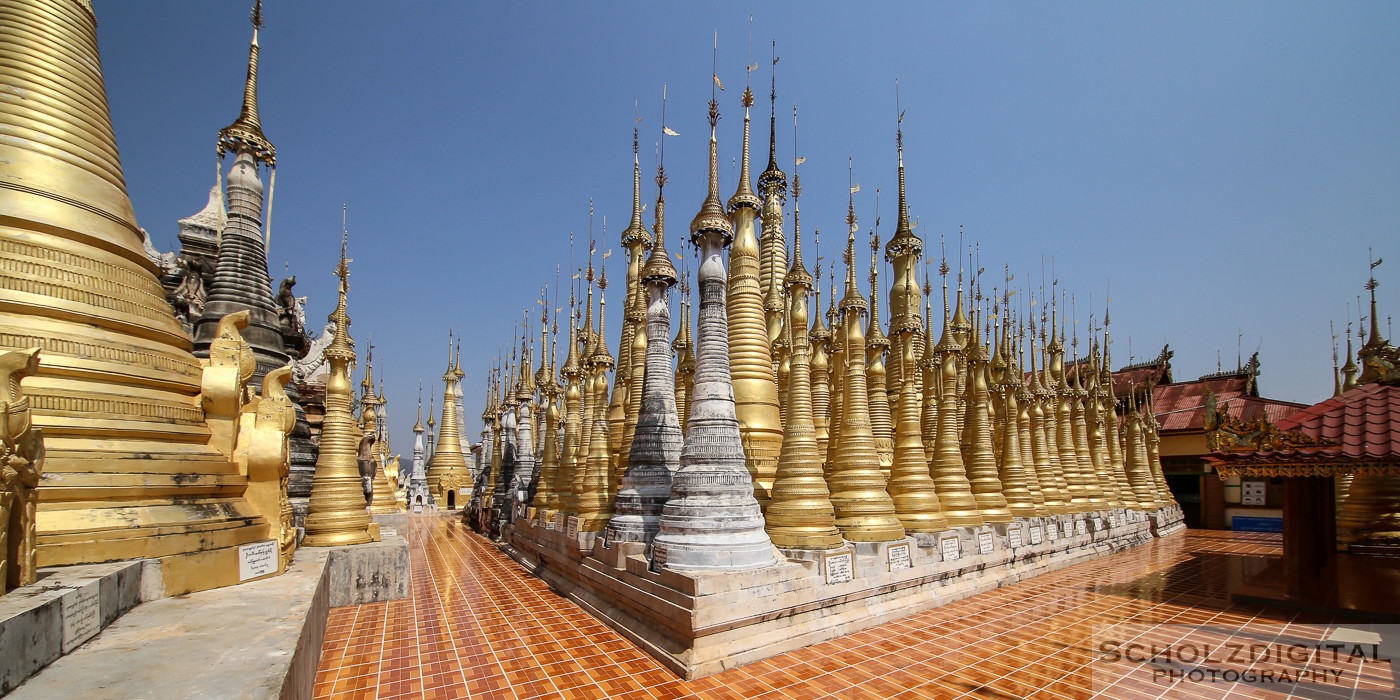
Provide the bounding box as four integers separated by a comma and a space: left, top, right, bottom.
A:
380, 528, 397, 538
1064, 521, 1074, 538
545, 516, 557, 531
824, 551, 854, 584
977, 530, 994, 555
940, 536, 960, 561
1008, 527, 1023, 549
556, 513, 567, 531
566, 516, 580, 539
888, 543, 912, 571
1029, 525, 1044, 545
650, 545, 667, 572
1093, 516, 1104, 532
61, 580, 101, 653
1047, 522, 1059, 541
238, 539, 278, 581
1075, 519, 1088, 537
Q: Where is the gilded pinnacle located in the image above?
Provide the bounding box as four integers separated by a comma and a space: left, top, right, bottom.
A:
218, 0, 275, 165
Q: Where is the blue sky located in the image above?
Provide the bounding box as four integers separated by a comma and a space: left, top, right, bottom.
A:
96, 2, 1398, 451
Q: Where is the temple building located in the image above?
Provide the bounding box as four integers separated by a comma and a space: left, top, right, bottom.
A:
1205, 268, 1399, 605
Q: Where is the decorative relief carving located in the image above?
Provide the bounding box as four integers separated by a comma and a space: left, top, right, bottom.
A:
0, 348, 43, 589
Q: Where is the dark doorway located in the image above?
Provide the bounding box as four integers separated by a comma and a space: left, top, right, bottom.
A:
447, 491, 456, 509
1165, 473, 1202, 529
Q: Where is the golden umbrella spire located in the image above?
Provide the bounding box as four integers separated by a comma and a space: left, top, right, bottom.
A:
303, 211, 375, 546
994, 316, 1037, 519
1102, 315, 1139, 511
961, 297, 1013, 523
885, 87, 923, 409
725, 67, 781, 510
217, 0, 275, 165
1027, 320, 1069, 514
827, 219, 905, 542
576, 252, 615, 531
759, 42, 789, 347
1068, 316, 1107, 509
359, 342, 397, 514
766, 126, 842, 549
866, 226, 894, 472
560, 271, 584, 515
617, 119, 654, 497
930, 249, 984, 527
424, 331, 469, 508
888, 252, 946, 532
1122, 389, 1158, 512
919, 263, 940, 465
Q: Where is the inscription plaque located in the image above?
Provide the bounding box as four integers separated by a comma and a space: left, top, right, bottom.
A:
566, 516, 580, 539
61, 581, 101, 653
1029, 525, 1044, 545
977, 530, 994, 555
887, 543, 912, 571
1075, 519, 1088, 536
940, 536, 960, 562
239, 539, 278, 581
545, 516, 557, 531
1008, 527, 1023, 549
1047, 522, 1059, 541
824, 551, 854, 584
1093, 517, 1104, 532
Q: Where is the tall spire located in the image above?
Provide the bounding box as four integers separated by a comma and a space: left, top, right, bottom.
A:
765, 137, 841, 549
827, 229, 904, 541
758, 42, 789, 345
607, 99, 682, 544
724, 39, 781, 510
653, 41, 777, 570
302, 209, 375, 546
217, 0, 275, 165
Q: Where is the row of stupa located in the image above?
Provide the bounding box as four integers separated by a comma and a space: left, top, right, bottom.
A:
435, 61, 1183, 571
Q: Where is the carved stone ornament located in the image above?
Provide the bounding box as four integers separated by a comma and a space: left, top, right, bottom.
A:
0, 348, 43, 589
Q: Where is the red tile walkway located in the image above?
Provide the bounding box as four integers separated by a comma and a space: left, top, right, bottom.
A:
314, 515, 1394, 699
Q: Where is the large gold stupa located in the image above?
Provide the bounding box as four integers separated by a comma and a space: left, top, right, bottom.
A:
0, 0, 271, 594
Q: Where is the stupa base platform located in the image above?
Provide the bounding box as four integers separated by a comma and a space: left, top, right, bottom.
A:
501, 508, 1164, 679
8, 548, 331, 700
0, 561, 145, 694
305, 532, 411, 607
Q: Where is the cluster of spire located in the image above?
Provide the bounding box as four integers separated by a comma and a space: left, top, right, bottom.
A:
456, 48, 1179, 558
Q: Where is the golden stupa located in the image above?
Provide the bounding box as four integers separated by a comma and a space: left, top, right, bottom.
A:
0, 0, 288, 595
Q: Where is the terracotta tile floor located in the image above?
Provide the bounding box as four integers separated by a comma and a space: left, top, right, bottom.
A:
315, 516, 1394, 699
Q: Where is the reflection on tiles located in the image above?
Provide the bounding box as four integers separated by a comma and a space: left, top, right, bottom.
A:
315, 517, 1387, 699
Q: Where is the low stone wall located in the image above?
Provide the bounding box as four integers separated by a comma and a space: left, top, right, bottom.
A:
0, 561, 145, 694
8, 550, 331, 699
501, 508, 1183, 679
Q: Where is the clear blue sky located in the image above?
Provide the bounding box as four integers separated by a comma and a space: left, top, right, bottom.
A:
96, 1, 1398, 453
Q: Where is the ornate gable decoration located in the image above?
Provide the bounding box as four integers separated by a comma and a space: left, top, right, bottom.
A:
1203, 388, 1336, 453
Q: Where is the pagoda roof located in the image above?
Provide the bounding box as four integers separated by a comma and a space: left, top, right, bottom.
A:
1205, 381, 1400, 477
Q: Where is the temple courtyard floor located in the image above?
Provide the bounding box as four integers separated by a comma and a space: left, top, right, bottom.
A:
313, 515, 1394, 699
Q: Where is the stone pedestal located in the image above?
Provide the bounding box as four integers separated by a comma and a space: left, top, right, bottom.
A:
505, 508, 1162, 679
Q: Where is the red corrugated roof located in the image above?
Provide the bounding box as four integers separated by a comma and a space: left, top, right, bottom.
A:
1151, 376, 1306, 432
1205, 382, 1400, 467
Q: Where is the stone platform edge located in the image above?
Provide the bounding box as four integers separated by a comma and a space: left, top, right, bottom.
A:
0, 561, 144, 694
501, 507, 1185, 679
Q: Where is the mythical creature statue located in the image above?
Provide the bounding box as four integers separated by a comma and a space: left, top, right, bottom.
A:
0, 348, 43, 589
293, 321, 337, 383
276, 276, 301, 336
238, 365, 298, 571
168, 258, 207, 333
357, 432, 377, 504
